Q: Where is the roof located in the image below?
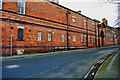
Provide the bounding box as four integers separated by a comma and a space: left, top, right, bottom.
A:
50, 2, 99, 21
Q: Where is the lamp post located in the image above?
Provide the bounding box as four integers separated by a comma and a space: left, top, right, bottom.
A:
10, 33, 12, 56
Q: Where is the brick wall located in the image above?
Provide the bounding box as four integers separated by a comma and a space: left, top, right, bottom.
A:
1, 1, 118, 56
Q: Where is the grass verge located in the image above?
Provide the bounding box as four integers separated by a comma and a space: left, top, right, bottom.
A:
98, 52, 116, 71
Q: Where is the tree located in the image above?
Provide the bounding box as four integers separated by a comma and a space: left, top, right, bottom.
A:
100, 0, 120, 27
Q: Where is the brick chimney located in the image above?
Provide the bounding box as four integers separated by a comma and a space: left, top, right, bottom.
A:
76, 10, 81, 14
102, 18, 108, 25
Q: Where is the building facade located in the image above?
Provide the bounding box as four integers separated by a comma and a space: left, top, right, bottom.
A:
0, 0, 118, 56
117, 27, 120, 44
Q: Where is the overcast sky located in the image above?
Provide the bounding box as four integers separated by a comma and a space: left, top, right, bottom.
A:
59, 0, 118, 27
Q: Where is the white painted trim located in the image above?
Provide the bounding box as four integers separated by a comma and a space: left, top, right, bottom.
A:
72, 16, 76, 23
17, 26, 24, 29
23, 0, 26, 14
0, 0, 2, 9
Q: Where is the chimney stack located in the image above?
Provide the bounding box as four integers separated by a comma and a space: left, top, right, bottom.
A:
76, 10, 81, 14
102, 18, 108, 25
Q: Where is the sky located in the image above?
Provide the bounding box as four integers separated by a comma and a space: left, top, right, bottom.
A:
59, 0, 118, 27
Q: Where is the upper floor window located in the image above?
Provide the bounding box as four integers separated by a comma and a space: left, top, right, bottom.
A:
72, 16, 76, 23
0, 0, 2, 9
18, 0, 25, 14
73, 36, 76, 42
38, 32, 42, 41
84, 20, 87, 26
92, 23, 95, 28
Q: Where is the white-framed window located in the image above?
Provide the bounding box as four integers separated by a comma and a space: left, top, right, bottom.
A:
91, 36, 92, 43
72, 16, 76, 23
48, 32, 52, 41
18, 0, 26, 14
38, 32, 42, 41
0, 0, 2, 9
91, 36, 94, 43
73, 36, 76, 42
81, 35, 83, 42
88, 35, 90, 43
61, 34, 64, 42
84, 20, 87, 26
92, 23, 95, 28
93, 36, 95, 43
84, 35, 86, 42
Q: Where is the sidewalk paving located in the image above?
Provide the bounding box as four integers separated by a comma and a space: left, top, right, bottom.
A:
1, 45, 119, 61
95, 49, 120, 79
1, 48, 87, 61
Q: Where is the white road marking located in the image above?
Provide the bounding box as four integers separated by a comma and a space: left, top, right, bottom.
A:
5, 65, 20, 69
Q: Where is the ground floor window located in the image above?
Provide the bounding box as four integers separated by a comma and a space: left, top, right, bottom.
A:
84, 35, 86, 43
88, 35, 90, 43
61, 34, 65, 42
48, 32, 52, 41
38, 32, 42, 41
81, 35, 83, 42
73, 36, 76, 42
17, 26, 24, 41
93, 36, 95, 43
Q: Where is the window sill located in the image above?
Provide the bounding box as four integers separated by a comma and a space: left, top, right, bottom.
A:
17, 39, 24, 41
38, 41, 42, 42
48, 41, 52, 42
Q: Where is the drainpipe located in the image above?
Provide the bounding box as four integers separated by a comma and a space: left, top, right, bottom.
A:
66, 10, 69, 50
98, 25, 100, 47
86, 18, 88, 48
104, 28, 106, 46
95, 21, 97, 47
113, 31, 115, 45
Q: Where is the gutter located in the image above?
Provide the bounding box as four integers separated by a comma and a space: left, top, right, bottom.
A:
82, 49, 119, 80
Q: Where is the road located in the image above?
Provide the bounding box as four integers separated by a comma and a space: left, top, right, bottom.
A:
2, 46, 119, 78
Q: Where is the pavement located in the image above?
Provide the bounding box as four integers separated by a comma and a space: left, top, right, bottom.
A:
1, 45, 120, 79
94, 48, 120, 79
1, 45, 119, 61
1, 48, 87, 61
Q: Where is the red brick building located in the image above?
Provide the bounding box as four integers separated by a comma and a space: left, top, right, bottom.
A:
0, 0, 118, 56
116, 27, 120, 44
